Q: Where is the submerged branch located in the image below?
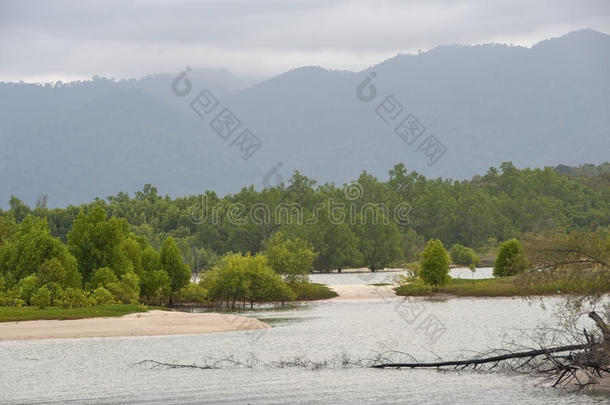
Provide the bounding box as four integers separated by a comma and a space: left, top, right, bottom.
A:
371, 344, 588, 369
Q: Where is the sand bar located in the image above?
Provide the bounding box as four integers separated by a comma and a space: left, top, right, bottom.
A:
328, 284, 397, 300
0, 310, 269, 341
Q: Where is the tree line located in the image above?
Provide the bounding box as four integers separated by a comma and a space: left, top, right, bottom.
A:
0, 161, 608, 308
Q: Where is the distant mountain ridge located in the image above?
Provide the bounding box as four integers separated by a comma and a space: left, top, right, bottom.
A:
1, 29, 609, 207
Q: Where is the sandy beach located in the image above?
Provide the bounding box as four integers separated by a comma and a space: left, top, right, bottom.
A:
328, 284, 397, 300
0, 310, 269, 341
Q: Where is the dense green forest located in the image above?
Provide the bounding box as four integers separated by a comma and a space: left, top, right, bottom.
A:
0, 162, 608, 309
16, 161, 609, 267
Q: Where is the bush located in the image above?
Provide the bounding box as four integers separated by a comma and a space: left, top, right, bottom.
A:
90, 287, 115, 305
91, 267, 118, 289
395, 279, 435, 296
37, 258, 67, 286
0, 295, 25, 307
494, 239, 527, 277
177, 283, 208, 304
420, 239, 451, 286
16, 274, 39, 304
141, 269, 171, 305
107, 273, 140, 304
450, 244, 481, 267
31, 286, 52, 308
289, 282, 334, 300
59, 288, 90, 308
42, 281, 65, 306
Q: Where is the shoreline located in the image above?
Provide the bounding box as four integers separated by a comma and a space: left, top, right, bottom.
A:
0, 310, 269, 341
327, 284, 397, 300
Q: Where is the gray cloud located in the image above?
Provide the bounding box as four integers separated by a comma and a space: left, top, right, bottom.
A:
1, 0, 609, 82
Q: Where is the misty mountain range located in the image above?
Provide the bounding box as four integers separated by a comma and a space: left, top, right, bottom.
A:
1, 29, 609, 207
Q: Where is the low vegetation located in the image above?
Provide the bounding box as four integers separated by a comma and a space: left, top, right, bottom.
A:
395, 275, 610, 297
290, 282, 338, 300
0, 304, 155, 322
397, 229, 610, 297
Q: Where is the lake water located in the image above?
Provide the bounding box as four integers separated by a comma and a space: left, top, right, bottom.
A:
0, 294, 605, 404
309, 266, 494, 285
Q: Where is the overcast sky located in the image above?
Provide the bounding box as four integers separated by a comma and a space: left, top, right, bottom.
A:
1, 0, 609, 83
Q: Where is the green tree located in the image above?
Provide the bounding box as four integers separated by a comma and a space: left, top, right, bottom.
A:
141, 269, 172, 305
90, 267, 118, 289
67, 205, 132, 281
494, 239, 527, 277
316, 223, 363, 272
420, 239, 450, 286
263, 232, 317, 282
107, 273, 140, 304
16, 274, 39, 304
177, 283, 208, 304
203, 253, 250, 308
244, 254, 295, 306
9, 196, 30, 223
90, 287, 115, 305
160, 237, 191, 292
203, 252, 294, 308
59, 288, 90, 308
0, 216, 80, 288
450, 243, 481, 267
356, 217, 402, 271
37, 257, 80, 288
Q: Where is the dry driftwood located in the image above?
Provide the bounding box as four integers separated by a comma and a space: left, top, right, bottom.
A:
371, 344, 588, 369
373, 311, 610, 389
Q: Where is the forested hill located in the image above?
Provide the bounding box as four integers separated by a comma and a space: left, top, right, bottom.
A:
3, 162, 609, 273
1, 29, 609, 207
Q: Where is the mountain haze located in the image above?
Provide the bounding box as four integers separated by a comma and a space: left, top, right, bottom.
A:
1, 29, 609, 207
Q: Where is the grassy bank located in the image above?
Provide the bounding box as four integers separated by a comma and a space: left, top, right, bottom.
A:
0, 304, 161, 322
394, 276, 610, 297
292, 282, 338, 300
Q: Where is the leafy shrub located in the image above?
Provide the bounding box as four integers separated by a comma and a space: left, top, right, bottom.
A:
420, 239, 451, 286
289, 282, 334, 300
91, 267, 118, 289
0, 292, 25, 307
141, 269, 171, 305
177, 283, 208, 304
450, 244, 481, 267
42, 281, 65, 306
90, 287, 115, 305
494, 239, 527, 277
16, 274, 39, 304
59, 288, 90, 308
31, 286, 52, 308
37, 258, 67, 286
395, 278, 435, 295
107, 273, 140, 304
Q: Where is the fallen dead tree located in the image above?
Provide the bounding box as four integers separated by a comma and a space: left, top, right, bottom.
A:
373, 311, 610, 389
371, 344, 588, 369
135, 311, 609, 389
